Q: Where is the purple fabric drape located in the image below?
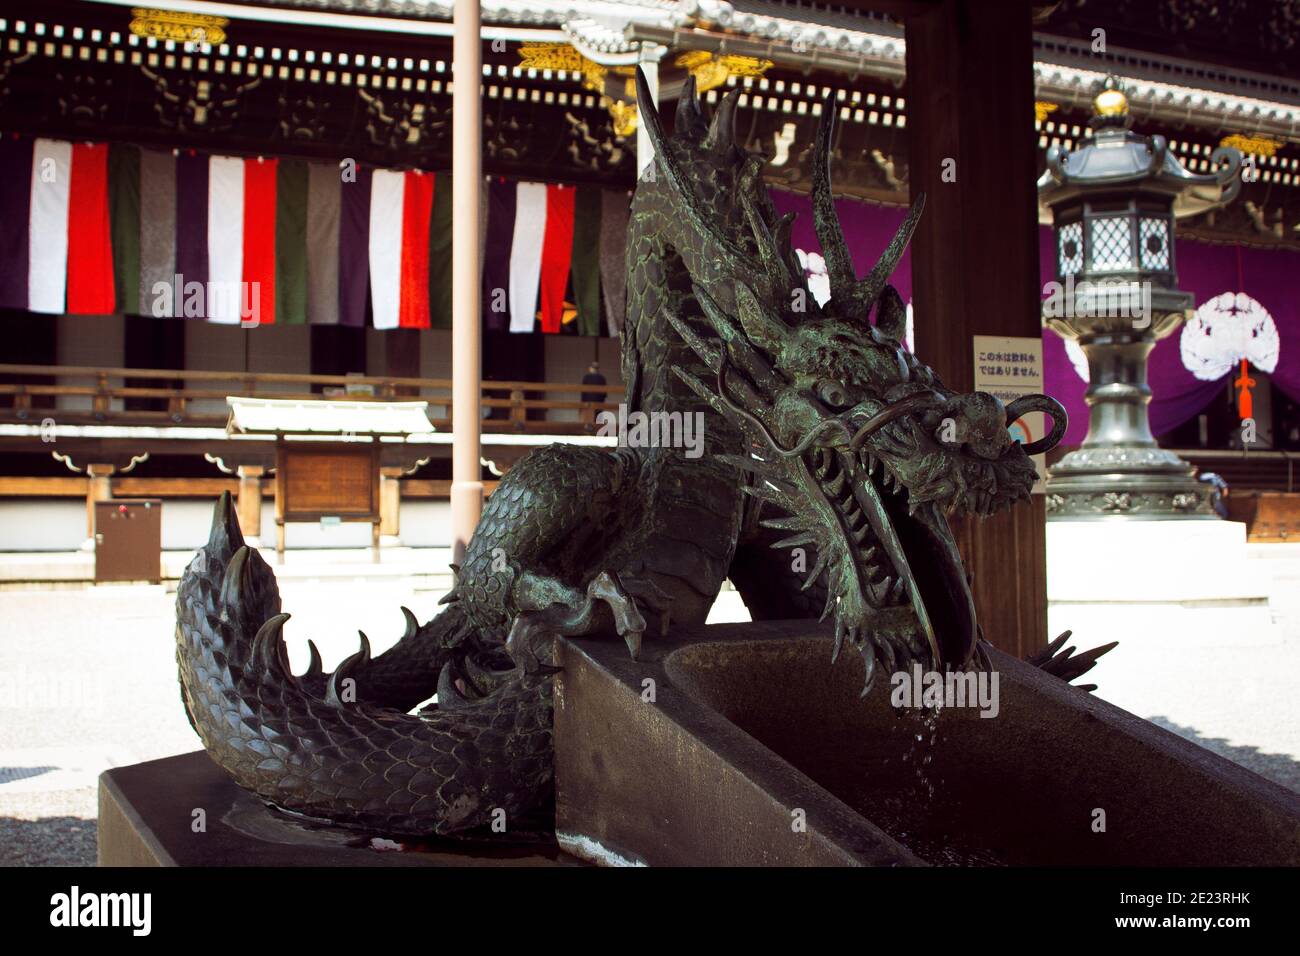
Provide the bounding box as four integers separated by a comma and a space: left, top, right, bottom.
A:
337, 165, 373, 328
482, 177, 516, 332
770, 188, 912, 302
0, 136, 33, 310
173, 150, 209, 317
769, 187, 1299, 446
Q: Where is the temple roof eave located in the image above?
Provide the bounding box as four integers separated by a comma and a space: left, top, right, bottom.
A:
74, 0, 1300, 143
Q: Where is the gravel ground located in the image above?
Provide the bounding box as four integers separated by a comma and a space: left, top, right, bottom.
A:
1, 548, 1296, 866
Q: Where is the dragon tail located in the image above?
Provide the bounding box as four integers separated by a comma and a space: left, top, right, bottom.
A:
175, 492, 553, 836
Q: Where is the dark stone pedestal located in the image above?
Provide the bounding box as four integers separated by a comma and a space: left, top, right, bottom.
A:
98, 751, 579, 867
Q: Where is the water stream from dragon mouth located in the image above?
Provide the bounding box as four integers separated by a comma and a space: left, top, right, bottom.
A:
868, 705, 1010, 866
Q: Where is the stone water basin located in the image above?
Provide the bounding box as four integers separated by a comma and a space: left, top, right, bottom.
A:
554, 620, 1300, 866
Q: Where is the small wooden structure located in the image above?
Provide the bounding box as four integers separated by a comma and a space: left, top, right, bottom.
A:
226, 397, 435, 558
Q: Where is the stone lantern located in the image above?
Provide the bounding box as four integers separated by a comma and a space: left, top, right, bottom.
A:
1038, 77, 1241, 519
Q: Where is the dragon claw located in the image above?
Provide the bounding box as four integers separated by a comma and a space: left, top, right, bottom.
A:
587, 571, 649, 660
504, 569, 658, 670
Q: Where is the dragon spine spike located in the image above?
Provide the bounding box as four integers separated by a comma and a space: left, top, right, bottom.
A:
220, 546, 252, 611
634, 66, 754, 269
400, 606, 419, 640
703, 87, 741, 154
675, 74, 707, 138
325, 631, 372, 706
772, 212, 802, 280
303, 639, 323, 680
736, 158, 798, 291
252, 613, 294, 682
875, 285, 908, 341
208, 489, 245, 553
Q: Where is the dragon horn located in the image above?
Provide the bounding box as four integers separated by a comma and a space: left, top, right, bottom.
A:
854, 193, 926, 310
1004, 394, 1068, 455
812, 93, 857, 297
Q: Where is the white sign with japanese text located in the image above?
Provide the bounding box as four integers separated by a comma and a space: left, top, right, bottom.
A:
973, 335, 1047, 493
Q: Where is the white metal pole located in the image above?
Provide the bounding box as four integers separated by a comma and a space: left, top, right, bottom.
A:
636, 42, 664, 177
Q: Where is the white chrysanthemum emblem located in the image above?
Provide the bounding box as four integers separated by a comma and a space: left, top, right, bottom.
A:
1180, 291, 1280, 382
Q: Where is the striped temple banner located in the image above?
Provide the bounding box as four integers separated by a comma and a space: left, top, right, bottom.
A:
0, 136, 627, 335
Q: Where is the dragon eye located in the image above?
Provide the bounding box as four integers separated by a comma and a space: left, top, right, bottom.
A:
817, 381, 850, 408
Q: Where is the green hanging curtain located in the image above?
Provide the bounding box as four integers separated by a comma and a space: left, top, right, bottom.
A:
275, 159, 309, 325
108, 143, 141, 316
570, 186, 603, 337
428, 171, 454, 330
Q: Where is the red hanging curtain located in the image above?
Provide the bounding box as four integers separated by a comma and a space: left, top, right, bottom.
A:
399, 170, 433, 329
242, 157, 279, 325
65, 142, 116, 315
539, 184, 575, 334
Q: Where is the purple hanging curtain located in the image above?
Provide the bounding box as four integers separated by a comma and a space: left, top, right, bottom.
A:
0, 136, 33, 310
481, 177, 516, 333
770, 187, 1299, 448
1042, 235, 1300, 445
337, 166, 373, 329
173, 150, 209, 319
769, 188, 912, 303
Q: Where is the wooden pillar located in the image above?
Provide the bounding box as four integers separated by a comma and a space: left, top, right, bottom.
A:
449, 0, 484, 563
86, 463, 115, 541
904, 0, 1047, 658
380, 466, 403, 540
236, 465, 263, 539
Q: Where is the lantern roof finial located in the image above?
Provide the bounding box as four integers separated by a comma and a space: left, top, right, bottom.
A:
1091, 75, 1130, 129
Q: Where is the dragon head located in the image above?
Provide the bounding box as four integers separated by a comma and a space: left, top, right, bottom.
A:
638, 71, 1067, 689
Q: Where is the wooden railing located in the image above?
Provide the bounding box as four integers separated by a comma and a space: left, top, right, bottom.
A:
0, 363, 622, 435
1175, 449, 1298, 494
0, 475, 502, 499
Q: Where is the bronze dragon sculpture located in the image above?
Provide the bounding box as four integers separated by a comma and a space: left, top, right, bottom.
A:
175, 73, 1102, 837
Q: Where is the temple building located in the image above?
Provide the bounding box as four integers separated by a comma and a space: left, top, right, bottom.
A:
0, 0, 1296, 650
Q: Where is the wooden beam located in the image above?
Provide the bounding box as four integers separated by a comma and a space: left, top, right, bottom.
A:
904, 0, 1048, 659
0, 476, 88, 496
